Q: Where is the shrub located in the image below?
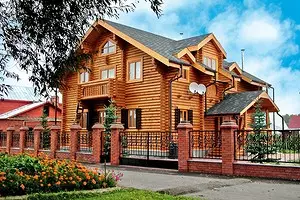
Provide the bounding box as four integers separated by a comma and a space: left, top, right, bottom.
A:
0, 153, 122, 196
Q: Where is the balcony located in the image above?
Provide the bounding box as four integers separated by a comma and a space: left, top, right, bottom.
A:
80, 79, 116, 100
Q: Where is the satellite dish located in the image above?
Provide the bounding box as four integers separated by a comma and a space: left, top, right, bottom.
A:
198, 84, 207, 95
189, 82, 199, 94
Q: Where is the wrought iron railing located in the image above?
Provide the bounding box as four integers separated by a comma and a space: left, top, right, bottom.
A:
119, 131, 178, 159
77, 131, 92, 153
11, 132, 20, 148
57, 132, 70, 151
235, 129, 300, 163
39, 130, 51, 150
189, 130, 222, 159
25, 130, 34, 149
0, 132, 6, 147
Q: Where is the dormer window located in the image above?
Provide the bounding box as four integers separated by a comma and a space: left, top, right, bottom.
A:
101, 40, 116, 55
203, 56, 217, 70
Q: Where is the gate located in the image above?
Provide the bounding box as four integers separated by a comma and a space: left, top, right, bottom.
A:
119, 131, 178, 169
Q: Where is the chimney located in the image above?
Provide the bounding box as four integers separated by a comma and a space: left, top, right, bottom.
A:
241, 49, 245, 71
50, 96, 58, 107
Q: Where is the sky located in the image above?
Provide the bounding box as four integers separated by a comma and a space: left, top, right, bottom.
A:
4, 0, 300, 115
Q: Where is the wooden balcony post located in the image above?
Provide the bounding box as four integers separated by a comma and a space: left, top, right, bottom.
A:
177, 121, 193, 172
33, 125, 44, 157
6, 127, 15, 154
50, 125, 61, 159
19, 126, 29, 154
70, 124, 81, 160
92, 123, 105, 163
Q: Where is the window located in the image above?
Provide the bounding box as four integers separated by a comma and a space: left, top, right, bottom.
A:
180, 68, 189, 81
128, 60, 142, 81
180, 110, 188, 122
99, 110, 106, 124
101, 40, 116, 55
203, 56, 217, 70
43, 105, 49, 116
175, 109, 193, 129
101, 68, 115, 79
80, 71, 89, 83
128, 109, 136, 128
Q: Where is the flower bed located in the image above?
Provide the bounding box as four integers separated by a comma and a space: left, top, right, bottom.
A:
0, 153, 122, 196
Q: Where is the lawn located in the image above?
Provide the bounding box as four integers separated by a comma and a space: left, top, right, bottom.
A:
75, 188, 196, 200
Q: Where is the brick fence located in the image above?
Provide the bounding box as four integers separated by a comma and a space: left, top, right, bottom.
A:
0, 123, 105, 164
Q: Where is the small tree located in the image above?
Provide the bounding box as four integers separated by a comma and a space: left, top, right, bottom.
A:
40, 114, 50, 149
245, 101, 279, 162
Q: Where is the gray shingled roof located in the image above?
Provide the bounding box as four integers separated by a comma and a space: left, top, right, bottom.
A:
222, 61, 268, 85
105, 20, 210, 65
4, 86, 40, 102
206, 90, 264, 115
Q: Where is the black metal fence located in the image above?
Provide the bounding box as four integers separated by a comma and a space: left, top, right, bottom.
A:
235, 129, 300, 163
0, 132, 6, 147
189, 130, 222, 159
119, 131, 178, 159
78, 131, 92, 153
57, 132, 70, 151
11, 132, 20, 148
25, 130, 34, 149
39, 130, 51, 150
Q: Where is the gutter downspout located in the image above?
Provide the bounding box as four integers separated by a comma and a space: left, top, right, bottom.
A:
222, 75, 235, 98
205, 72, 217, 114
169, 65, 183, 132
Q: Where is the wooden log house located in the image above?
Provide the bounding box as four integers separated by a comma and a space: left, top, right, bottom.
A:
61, 20, 279, 133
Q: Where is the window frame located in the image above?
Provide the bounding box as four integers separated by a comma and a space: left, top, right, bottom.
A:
98, 110, 106, 124
202, 55, 218, 71
179, 67, 190, 82
127, 57, 143, 83
100, 65, 116, 80
79, 71, 89, 83
180, 109, 188, 122
128, 109, 137, 128
100, 39, 116, 55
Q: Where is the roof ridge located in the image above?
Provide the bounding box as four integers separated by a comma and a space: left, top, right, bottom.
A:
174, 33, 211, 42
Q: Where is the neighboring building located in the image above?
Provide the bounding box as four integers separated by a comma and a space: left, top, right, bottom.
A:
61, 20, 279, 132
0, 86, 61, 130
288, 115, 300, 129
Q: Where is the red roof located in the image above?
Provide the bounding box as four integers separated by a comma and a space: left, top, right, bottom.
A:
288, 115, 300, 129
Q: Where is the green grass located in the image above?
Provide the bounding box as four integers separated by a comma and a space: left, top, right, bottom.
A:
76, 188, 196, 200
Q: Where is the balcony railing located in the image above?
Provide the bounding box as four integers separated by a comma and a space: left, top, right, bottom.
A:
80, 79, 116, 100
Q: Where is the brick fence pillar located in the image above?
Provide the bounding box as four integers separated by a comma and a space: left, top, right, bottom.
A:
33, 125, 44, 157
70, 124, 81, 160
220, 120, 238, 175
110, 123, 124, 166
50, 125, 61, 159
177, 121, 193, 172
92, 123, 105, 163
19, 126, 29, 154
6, 127, 15, 154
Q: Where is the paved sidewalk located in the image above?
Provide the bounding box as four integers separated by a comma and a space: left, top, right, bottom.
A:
87, 164, 300, 200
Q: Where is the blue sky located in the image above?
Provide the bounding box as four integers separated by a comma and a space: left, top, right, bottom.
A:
5, 0, 300, 115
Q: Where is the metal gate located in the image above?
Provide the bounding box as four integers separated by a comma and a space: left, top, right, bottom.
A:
119, 131, 178, 169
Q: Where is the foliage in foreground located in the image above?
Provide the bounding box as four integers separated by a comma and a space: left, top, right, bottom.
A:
0, 153, 122, 196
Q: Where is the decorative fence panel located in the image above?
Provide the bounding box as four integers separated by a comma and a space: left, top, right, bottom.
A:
235, 129, 300, 163
189, 130, 222, 159
25, 130, 34, 149
120, 131, 178, 159
11, 132, 20, 148
39, 130, 51, 150
78, 131, 92, 153
0, 132, 6, 147
57, 132, 70, 151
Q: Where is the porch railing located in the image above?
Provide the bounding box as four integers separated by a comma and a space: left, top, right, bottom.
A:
80, 79, 115, 99
189, 130, 222, 159
120, 131, 178, 159
234, 129, 300, 163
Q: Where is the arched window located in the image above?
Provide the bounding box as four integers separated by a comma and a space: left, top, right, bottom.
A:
101, 40, 116, 55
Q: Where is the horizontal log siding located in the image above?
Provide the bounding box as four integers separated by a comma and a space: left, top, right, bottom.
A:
124, 44, 162, 131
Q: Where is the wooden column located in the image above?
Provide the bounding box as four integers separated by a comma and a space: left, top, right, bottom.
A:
92, 123, 105, 163
70, 124, 81, 160
6, 127, 15, 154
50, 125, 61, 159
110, 123, 124, 166
33, 125, 43, 157
19, 126, 29, 154
177, 121, 193, 172
221, 120, 238, 175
